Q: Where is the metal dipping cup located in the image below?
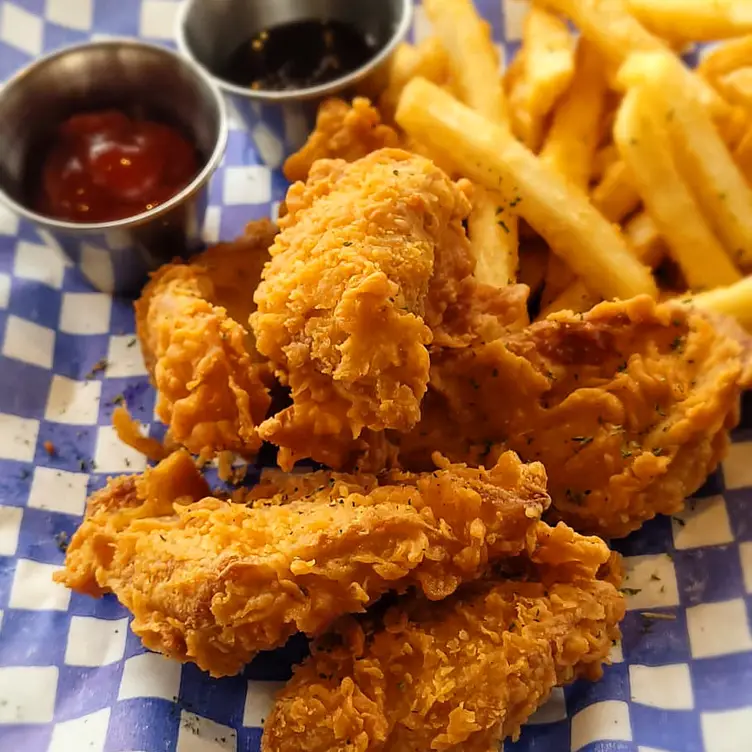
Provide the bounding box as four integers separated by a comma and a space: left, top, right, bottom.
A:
176, 0, 412, 153
0, 39, 228, 297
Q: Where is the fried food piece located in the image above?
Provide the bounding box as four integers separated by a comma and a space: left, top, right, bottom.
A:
135, 221, 276, 461
55, 450, 550, 678
284, 98, 401, 183
309, 275, 531, 473
189, 221, 278, 361
251, 149, 478, 470
112, 405, 171, 462
389, 296, 749, 538
432, 278, 530, 349
261, 523, 625, 752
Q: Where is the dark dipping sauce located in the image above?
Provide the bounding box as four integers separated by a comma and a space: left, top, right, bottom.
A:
220, 19, 377, 91
35, 110, 199, 223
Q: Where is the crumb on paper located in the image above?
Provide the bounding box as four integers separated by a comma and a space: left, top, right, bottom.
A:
181, 715, 200, 736
86, 358, 109, 379
55, 531, 69, 552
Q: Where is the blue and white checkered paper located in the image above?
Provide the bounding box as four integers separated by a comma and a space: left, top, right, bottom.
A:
0, 1, 751, 750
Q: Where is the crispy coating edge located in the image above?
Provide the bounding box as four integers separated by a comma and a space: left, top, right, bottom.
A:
252, 149, 475, 470
389, 295, 748, 537
284, 98, 401, 184
261, 523, 625, 752
134, 221, 276, 460
55, 451, 550, 677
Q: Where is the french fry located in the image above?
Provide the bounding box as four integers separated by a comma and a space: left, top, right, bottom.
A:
388, 42, 419, 82
536, 0, 729, 117
627, 0, 752, 42
380, 44, 418, 117
538, 40, 607, 303
468, 186, 519, 286
717, 105, 752, 151
414, 36, 452, 82
613, 84, 741, 289
540, 254, 575, 309
504, 47, 523, 95
624, 210, 665, 269
518, 241, 550, 294
536, 0, 660, 69
509, 66, 547, 151
380, 38, 450, 118
592, 142, 620, 182
687, 277, 752, 330
424, 0, 508, 123
699, 35, 752, 79
523, 6, 576, 118
540, 40, 608, 191
597, 89, 624, 145
734, 126, 752, 184
620, 51, 752, 267
424, 0, 519, 284
396, 78, 658, 301
714, 68, 752, 111
590, 160, 640, 223
700, 41, 752, 145
505, 50, 548, 151
540, 280, 599, 318
541, 208, 667, 319
403, 135, 459, 180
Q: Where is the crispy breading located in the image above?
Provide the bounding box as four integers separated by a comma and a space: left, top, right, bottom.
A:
55, 450, 550, 678
432, 276, 530, 348
134, 220, 276, 461
251, 149, 478, 470
261, 523, 625, 752
386, 296, 748, 537
284, 98, 401, 183
188, 220, 278, 365
112, 405, 171, 462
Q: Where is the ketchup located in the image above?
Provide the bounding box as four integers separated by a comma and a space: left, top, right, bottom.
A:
35, 110, 199, 223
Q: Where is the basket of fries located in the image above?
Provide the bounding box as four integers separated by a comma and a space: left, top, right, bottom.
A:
2, 1, 752, 752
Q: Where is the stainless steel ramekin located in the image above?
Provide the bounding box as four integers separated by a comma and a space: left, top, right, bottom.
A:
0, 39, 228, 296
175, 0, 412, 152
176, 0, 413, 101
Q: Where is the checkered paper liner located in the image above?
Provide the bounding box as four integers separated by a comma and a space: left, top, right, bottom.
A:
0, 1, 750, 751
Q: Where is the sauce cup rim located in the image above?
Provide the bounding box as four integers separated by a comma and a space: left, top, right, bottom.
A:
0, 37, 228, 233
174, 0, 414, 102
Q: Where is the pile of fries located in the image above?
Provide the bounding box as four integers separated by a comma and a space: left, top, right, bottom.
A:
380, 0, 752, 328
